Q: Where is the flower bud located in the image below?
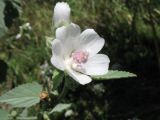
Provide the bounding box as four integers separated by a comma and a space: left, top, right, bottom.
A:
53, 2, 71, 28
40, 91, 49, 100
11, 110, 17, 117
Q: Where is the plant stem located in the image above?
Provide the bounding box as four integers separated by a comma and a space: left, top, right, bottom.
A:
57, 75, 68, 102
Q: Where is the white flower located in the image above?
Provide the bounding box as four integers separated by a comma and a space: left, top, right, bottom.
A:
51, 23, 110, 85
53, 2, 71, 27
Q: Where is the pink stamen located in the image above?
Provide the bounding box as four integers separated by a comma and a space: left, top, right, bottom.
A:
71, 51, 88, 64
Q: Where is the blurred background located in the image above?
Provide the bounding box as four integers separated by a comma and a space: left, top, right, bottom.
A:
0, 0, 160, 119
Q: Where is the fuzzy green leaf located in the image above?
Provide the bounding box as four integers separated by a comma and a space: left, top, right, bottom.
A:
0, 109, 9, 120
50, 103, 71, 114
92, 70, 136, 80
0, 82, 42, 108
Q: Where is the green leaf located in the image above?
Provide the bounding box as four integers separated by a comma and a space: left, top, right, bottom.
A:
52, 70, 64, 90
0, 109, 9, 120
0, 0, 7, 38
0, 82, 42, 108
92, 70, 136, 80
50, 103, 71, 114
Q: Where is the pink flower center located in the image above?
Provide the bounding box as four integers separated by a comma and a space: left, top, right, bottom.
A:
71, 51, 89, 64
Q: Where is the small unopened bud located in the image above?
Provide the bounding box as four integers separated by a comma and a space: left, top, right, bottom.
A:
16, 33, 22, 39
40, 91, 49, 100
53, 2, 71, 28
11, 110, 17, 117
25, 22, 30, 27
43, 113, 50, 120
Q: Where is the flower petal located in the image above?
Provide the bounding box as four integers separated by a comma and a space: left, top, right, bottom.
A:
66, 67, 92, 85
78, 29, 105, 57
84, 54, 110, 75
51, 39, 65, 70
51, 39, 63, 57
56, 23, 81, 58
56, 23, 81, 42
51, 56, 65, 71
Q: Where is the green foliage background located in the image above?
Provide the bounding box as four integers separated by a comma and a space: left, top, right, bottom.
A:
0, 0, 160, 120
